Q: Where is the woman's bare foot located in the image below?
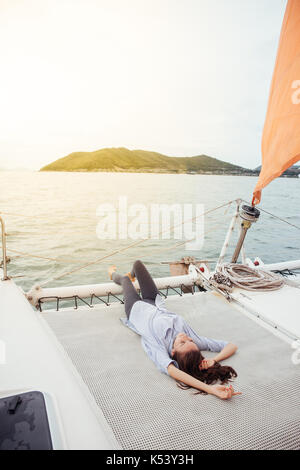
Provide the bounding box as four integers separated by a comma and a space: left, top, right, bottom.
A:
125, 272, 136, 282
108, 265, 117, 280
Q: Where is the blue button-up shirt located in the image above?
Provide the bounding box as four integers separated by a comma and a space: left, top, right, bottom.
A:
121, 294, 228, 375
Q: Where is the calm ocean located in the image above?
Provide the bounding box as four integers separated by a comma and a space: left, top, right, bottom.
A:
1, 171, 299, 293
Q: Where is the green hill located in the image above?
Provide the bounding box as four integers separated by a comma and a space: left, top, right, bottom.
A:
40, 147, 253, 175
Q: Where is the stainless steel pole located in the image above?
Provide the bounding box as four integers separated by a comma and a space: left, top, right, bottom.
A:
231, 205, 260, 264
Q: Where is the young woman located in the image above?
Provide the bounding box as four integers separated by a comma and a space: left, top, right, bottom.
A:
109, 260, 241, 401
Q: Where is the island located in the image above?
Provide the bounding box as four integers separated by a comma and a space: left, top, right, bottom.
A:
40, 147, 300, 177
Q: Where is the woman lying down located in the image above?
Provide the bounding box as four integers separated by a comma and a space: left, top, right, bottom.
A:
109, 260, 241, 401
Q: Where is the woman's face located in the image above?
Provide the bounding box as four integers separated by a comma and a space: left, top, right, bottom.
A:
171, 332, 199, 357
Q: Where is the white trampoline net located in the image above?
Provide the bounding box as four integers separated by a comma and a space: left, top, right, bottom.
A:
44, 292, 300, 450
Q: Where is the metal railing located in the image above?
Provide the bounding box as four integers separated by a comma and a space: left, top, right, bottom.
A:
35, 283, 202, 312
26, 266, 205, 309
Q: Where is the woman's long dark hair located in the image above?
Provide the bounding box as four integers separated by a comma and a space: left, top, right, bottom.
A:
173, 348, 237, 394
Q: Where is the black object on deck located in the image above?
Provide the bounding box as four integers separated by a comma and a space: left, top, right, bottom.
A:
0, 391, 53, 450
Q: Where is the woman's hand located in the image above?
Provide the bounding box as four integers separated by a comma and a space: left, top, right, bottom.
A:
200, 358, 215, 370
208, 384, 242, 400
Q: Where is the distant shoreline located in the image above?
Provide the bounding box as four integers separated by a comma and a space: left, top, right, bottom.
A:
2, 169, 300, 178
38, 169, 300, 178
39, 168, 258, 176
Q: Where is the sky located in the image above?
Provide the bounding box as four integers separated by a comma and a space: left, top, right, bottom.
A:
0, 0, 287, 170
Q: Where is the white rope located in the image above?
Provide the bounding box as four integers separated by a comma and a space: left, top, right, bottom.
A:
211, 263, 284, 292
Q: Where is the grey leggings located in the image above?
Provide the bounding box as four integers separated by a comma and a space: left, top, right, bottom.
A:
112, 260, 159, 319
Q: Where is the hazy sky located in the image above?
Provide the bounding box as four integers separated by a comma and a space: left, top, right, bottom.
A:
0, 0, 287, 170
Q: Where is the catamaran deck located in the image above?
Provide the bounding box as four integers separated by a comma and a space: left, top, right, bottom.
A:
231, 283, 300, 340
43, 291, 300, 450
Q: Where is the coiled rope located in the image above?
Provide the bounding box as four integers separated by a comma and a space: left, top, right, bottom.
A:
210, 263, 284, 292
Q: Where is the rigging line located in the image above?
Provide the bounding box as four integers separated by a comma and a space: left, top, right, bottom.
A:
6, 248, 88, 264
39, 199, 237, 286
242, 200, 300, 231
0, 211, 93, 222
223, 200, 233, 215
259, 208, 300, 230
82, 223, 223, 274
2, 210, 233, 265
0, 203, 233, 220
139, 222, 227, 255
4, 228, 102, 237
2, 203, 233, 233
6, 238, 196, 267
2, 209, 231, 240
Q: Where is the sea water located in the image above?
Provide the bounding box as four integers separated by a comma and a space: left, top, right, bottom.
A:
0, 171, 299, 293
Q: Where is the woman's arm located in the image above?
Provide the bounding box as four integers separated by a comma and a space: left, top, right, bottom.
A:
201, 343, 238, 369
212, 342, 237, 364
167, 363, 241, 400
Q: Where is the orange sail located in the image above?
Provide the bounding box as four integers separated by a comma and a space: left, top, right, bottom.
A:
252, 0, 300, 205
